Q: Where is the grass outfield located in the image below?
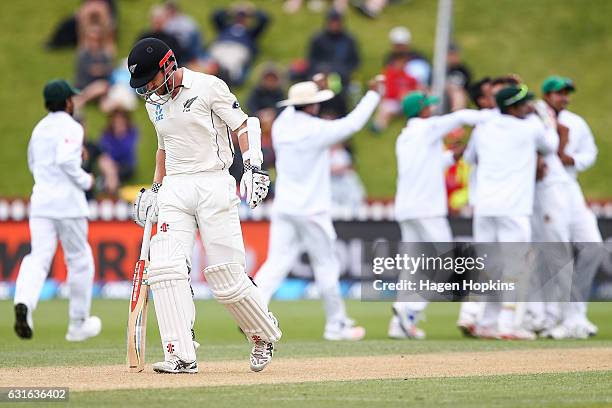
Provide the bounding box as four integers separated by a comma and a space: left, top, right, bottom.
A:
1, 300, 611, 407
1, 0, 611, 198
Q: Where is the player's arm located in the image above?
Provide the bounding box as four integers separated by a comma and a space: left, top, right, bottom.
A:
56, 125, 94, 191
428, 109, 491, 142
563, 119, 598, 171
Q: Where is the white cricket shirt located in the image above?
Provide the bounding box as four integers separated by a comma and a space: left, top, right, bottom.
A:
145, 68, 248, 175
468, 114, 559, 217
28, 111, 91, 218
394, 109, 492, 221
272, 90, 380, 216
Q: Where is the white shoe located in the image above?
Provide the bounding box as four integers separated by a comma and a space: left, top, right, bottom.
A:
249, 312, 279, 372
498, 328, 536, 340
546, 324, 590, 340
65, 316, 102, 342
153, 358, 198, 374
388, 307, 425, 340
472, 325, 498, 339
456, 317, 476, 338
585, 320, 598, 337
324, 318, 366, 341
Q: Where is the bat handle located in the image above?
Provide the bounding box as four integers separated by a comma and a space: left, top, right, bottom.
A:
139, 217, 154, 261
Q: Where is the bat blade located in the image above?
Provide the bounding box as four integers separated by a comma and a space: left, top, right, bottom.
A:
127, 259, 149, 372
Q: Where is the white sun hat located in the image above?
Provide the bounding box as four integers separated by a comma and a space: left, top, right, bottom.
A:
389, 26, 412, 45
277, 81, 335, 107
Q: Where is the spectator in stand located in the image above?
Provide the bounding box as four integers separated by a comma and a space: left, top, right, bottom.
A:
163, 1, 207, 63
209, 2, 270, 85
73, 24, 114, 109
371, 51, 420, 132
136, 5, 186, 66
46, 0, 117, 50
353, 0, 390, 19
444, 43, 472, 112
97, 85, 139, 195
386, 26, 431, 87
284, 0, 348, 14
246, 64, 285, 115
307, 9, 360, 115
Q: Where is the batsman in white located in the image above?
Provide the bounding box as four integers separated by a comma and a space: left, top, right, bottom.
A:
128, 38, 281, 374
390, 91, 490, 340
14, 79, 101, 342
464, 85, 559, 340
253, 78, 383, 341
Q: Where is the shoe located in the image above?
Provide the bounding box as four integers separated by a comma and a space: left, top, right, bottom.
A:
14, 303, 33, 339
585, 320, 598, 337
472, 324, 499, 339
388, 306, 425, 340
456, 318, 477, 338
249, 312, 279, 372
498, 328, 536, 340
153, 358, 198, 374
324, 318, 366, 341
65, 316, 102, 342
546, 324, 590, 340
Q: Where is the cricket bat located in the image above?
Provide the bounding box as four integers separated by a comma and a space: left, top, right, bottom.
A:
127, 217, 153, 372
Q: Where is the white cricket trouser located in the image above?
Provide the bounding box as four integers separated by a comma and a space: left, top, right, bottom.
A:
157, 171, 246, 268
14, 217, 94, 322
531, 181, 603, 326
473, 215, 531, 331
254, 212, 348, 327
394, 217, 453, 314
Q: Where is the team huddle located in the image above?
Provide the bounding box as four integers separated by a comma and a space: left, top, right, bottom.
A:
13, 37, 601, 373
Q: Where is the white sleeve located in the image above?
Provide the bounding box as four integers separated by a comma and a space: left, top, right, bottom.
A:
571, 118, 598, 172
308, 91, 380, 148
427, 109, 490, 142
56, 124, 92, 190
209, 77, 248, 131
463, 134, 478, 165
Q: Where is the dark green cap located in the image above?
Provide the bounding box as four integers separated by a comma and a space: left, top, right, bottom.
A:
541, 75, 575, 93
402, 91, 440, 118
495, 85, 534, 109
43, 79, 80, 103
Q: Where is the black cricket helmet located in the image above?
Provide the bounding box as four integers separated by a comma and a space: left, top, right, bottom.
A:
128, 37, 178, 105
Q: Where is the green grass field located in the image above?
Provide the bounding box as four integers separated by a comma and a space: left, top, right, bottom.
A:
1, 0, 611, 199
1, 300, 611, 407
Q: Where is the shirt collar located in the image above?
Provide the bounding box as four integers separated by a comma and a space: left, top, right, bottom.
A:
180, 67, 194, 89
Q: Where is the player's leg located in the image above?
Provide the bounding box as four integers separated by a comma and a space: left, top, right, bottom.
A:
253, 213, 302, 304
13, 217, 58, 339
300, 215, 365, 341
472, 216, 501, 338
57, 218, 101, 342
150, 179, 199, 373
496, 216, 535, 340
389, 219, 433, 339
197, 173, 281, 372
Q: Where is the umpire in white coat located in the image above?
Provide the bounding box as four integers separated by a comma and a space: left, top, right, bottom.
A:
254, 79, 382, 341
14, 80, 100, 342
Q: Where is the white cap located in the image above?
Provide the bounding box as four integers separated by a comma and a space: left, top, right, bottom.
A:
389, 26, 411, 45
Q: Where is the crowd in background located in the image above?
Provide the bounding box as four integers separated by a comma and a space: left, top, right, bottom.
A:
44, 0, 474, 212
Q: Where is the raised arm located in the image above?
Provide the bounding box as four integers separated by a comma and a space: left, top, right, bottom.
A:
427, 109, 492, 141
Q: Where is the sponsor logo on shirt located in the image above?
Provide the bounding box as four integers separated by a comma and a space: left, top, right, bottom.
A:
183, 96, 198, 112
232, 100, 240, 109
154, 104, 164, 122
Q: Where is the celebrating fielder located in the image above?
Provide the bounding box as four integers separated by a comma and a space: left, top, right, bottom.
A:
128, 38, 281, 374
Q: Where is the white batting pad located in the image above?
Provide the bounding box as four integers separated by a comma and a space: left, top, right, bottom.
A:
148, 234, 196, 363
205, 263, 282, 343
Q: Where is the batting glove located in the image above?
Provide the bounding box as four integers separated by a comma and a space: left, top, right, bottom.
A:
133, 183, 160, 227
240, 164, 270, 209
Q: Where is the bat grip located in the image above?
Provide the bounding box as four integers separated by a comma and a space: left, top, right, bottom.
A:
139, 217, 154, 261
